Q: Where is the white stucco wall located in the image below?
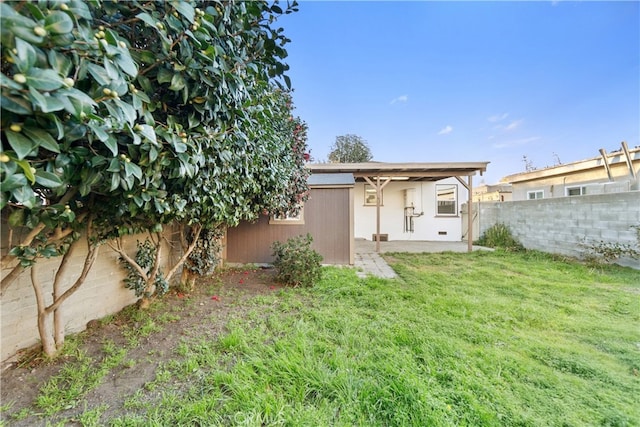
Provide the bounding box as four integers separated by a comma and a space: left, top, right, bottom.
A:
353, 177, 467, 241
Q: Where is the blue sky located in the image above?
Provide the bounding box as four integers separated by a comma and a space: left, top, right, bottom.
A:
278, 1, 640, 184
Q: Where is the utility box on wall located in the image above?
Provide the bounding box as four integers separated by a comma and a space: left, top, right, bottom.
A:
404, 188, 416, 208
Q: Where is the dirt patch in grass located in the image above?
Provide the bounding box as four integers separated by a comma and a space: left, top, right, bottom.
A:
1, 266, 282, 426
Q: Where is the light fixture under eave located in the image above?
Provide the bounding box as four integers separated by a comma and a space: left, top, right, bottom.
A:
378, 176, 410, 181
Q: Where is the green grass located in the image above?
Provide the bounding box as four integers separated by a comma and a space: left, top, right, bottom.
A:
35, 341, 127, 416
19, 301, 177, 420
7, 251, 639, 426
107, 250, 639, 426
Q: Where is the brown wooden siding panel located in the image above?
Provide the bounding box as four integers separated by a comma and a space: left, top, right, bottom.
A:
226, 188, 351, 264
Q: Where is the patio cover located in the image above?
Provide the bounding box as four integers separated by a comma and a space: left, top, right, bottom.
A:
308, 162, 490, 252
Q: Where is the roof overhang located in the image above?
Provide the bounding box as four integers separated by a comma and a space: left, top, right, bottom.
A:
307, 162, 490, 182
307, 173, 355, 188
503, 144, 639, 184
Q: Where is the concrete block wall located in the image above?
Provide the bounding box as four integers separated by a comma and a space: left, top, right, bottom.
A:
477, 191, 640, 267
1, 228, 178, 363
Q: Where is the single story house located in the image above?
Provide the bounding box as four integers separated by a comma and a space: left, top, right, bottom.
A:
502, 142, 639, 201
472, 183, 512, 202
224, 161, 489, 264
225, 162, 489, 264
308, 162, 489, 252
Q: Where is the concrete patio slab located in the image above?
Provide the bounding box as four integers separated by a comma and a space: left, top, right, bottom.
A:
354, 239, 492, 279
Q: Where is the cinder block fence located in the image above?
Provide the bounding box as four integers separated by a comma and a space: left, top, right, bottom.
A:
476, 191, 640, 268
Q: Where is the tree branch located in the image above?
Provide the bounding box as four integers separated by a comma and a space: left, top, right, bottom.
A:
1, 263, 25, 296
0, 223, 46, 265
47, 217, 100, 313
179, 225, 189, 252
51, 236, 78, 291
108, 237, 149, 282
49, 212, 88, 242
165, 224, 202, 282
47, 244, 99, 313
148, 232, 162, 285
1, 189, 80, 265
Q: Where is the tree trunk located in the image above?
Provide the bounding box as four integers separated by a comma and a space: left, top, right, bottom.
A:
180, 267, 197, 291
38, 311, 56, 357
27, 220, 99, 357
31, 264, 56, 357
139, 295, 153, 310
54, 307, 64, 350
110, 224, 205, 309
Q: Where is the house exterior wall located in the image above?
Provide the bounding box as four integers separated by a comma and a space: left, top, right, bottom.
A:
225, 186, 353, 265
1, 228, 176, 363
472, 184, 512, 202
477, 191, 640, 268
509, 149, 639, 201
353, 177, 467, 241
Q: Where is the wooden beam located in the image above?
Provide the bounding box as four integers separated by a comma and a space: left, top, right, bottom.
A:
376, 176, 381, 253
455, 175, 470, 191
363, 175, 391, 252
599, 148, 613, 181
467, 175, 473, 253
621, 141, 637, 178
349, 186, 355, 265
354, 171, 476, 178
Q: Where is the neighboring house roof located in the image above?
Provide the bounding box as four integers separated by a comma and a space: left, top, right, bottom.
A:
308, 161, 489, 182
307, 173, 355, 187
473, 184, 512, 194
502, 143, 639, 184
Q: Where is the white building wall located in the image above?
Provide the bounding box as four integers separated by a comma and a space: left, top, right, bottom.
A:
353, 177, 466, 241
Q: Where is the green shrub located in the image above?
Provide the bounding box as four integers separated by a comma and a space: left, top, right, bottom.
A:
271, 234, 323, 287
186, 227, 225, 276
475, 223, 524, 251
120, 239, 168, 298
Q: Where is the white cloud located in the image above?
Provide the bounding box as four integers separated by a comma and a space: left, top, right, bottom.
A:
438, 125, 453, 135
390, 95, 408, 105
504, 119, 524, 131
488, 113, 509, 122
492, 136, 540, 149
493, 119, 524, 132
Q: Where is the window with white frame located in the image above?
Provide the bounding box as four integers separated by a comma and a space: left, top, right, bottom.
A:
565, 186, 587, 196
269, 204, 304, 225
364, 184, 382, 206
436, 184, 457, 215
527, 190, 544, 200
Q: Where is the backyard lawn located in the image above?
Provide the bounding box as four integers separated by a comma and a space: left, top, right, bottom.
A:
2, 251, 639, 426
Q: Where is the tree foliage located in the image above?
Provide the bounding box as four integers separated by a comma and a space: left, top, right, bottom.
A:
328, 134, 373, 163
1, 0, 308, 355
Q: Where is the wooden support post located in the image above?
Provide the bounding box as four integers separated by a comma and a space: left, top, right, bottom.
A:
376, 176, 381, 252
599, 148, 613, 181
363, 176, 392, 253
455, 175, 474, 253
621, 141, 636, 179
467, 174, 473, 253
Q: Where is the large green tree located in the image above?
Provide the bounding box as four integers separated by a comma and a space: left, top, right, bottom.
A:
328, 134, 373, 163
1, 0, 308, 356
